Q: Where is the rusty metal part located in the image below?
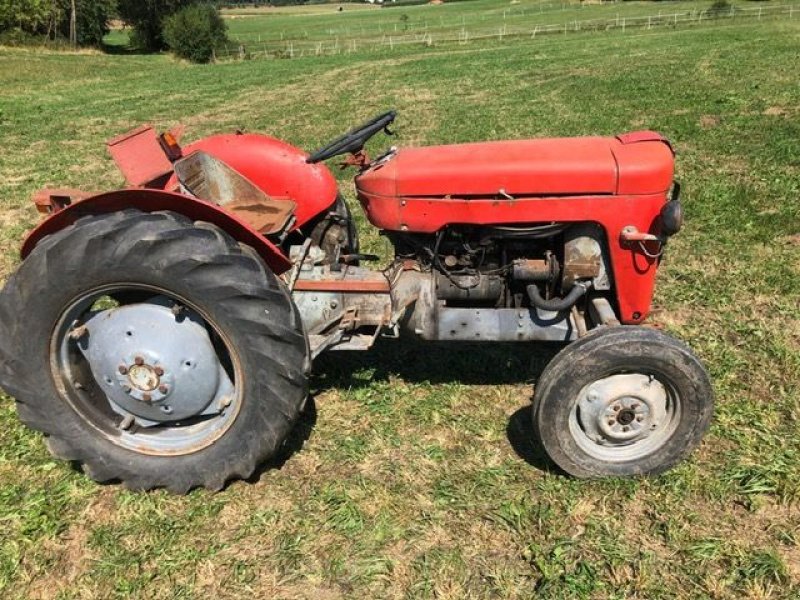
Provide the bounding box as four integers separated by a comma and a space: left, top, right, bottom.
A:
292, 278, 390, 293
173, 151, 296, 235
340, 149, 370, 170
107, 125, 175, 187
68, 325, 88, 340
33, 188, 95, 216
572, 305, 588, 338
562, 226, 605, 289
435, 272, 504, 301
620, 225, 660, 243
292, 261, 392, 356
512, 256, 559, 281
620, 226, 664, 258
388, 267, 425, 327
590, 297, 621, 327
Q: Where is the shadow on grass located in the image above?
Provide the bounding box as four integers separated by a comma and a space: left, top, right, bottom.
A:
79, 337, 564, 490
506, 405, 558, 473
246, 395, 319, 485
102, 43, 154, 56
312, 335, 564, 388
305, 336, 564, 473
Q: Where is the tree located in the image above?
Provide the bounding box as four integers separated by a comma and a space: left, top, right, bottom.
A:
163, 4, 227, 63
0, 0, 113, 46
65, 0, 115, 45
117, 0, 203, 51
0, 0, 51, 34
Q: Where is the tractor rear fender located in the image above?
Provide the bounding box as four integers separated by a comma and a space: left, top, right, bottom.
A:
21, 189, 293, 274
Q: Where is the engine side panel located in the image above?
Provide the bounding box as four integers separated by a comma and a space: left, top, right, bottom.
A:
367, 193, 667, 325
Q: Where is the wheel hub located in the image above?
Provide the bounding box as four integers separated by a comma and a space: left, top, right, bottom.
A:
77, 299, 234, 426
127, 363, 159, 392
576, 374, 668, 448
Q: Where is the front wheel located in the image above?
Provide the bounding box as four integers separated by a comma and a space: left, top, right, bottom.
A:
0, 210, 309, 492
532, 326, 713, 478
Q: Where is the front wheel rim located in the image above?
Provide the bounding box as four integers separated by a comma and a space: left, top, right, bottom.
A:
568, 372, 682, 463
50, 284, 243, 456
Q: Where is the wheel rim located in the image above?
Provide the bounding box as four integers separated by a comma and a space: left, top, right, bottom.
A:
50, 284, 242, 456
568, 372, 681, 463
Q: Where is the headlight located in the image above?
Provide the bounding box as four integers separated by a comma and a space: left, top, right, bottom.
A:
660, 183, 683, 237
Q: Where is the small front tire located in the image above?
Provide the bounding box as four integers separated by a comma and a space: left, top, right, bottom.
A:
532, 326, 713, 478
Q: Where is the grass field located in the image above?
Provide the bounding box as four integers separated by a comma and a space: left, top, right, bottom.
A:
1, 1, 799, 597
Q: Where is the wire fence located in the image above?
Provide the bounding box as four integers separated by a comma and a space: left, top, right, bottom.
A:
214, 3, 797, 60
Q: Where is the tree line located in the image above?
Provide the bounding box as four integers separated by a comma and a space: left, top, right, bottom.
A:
0, 1, 232, 61
0, 0, 115, 46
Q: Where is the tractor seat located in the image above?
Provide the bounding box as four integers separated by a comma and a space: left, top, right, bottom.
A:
174, 151, 296, 235
356, 131, 674, 199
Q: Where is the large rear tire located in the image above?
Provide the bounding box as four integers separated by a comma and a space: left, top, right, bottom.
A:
532, 326, 713, 478
0, 210, 309, 493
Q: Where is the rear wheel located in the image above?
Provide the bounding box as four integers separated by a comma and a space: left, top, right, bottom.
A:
532, 326, 713, 478
0, 210, 309, 492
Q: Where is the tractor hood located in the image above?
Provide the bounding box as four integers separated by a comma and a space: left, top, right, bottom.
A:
356, 131, 674, 199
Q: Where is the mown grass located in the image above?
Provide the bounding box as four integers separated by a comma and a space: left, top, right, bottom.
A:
0, 4, 799, 598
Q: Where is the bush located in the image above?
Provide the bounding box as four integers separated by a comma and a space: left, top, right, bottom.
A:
118, 0, 203, 52
163, 4, 227, 63
706, 0, 732, 18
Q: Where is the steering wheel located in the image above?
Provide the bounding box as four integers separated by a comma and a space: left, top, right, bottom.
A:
306, 110, 397, 164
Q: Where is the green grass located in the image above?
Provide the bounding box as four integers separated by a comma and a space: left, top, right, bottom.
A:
1, 3, 799, 597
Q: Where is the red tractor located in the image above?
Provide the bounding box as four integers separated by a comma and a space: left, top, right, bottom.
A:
0, 111, 713, 492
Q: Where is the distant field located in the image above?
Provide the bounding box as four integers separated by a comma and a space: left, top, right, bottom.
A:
219, 0, 800, 49
1, 3, 799, 598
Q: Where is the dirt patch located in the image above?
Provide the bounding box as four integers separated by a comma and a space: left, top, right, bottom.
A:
25, 490, 118, 599
699, 114, 721, 129
782, 233, 800, 246
763, 106, 787, 117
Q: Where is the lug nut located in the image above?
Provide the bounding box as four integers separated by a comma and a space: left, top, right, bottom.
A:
613, 405, 621, 412
122, 385, 131, 393
134, 356, 144, 366
631, 403, 640, 409
636, 415, 643, 422
158, 384, 169, 394
154, 366, 164, 376
623, 426, 630, 432
118, 365, 128, 375
69, 325, 88, 340
142, 393, 152, 403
